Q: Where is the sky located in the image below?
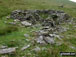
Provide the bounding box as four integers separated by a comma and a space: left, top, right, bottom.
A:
70, 0, 76, 2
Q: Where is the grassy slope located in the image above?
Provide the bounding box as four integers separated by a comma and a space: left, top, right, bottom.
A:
0, 0, 76, 17
0, 0, 76, 57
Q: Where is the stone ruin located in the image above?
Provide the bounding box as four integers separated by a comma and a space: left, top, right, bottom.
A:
10, 9, 70, 26
0, 9, 74, 55
9, 9, 72, 45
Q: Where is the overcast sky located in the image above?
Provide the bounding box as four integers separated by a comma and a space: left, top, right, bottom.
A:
70, 0, 76, 2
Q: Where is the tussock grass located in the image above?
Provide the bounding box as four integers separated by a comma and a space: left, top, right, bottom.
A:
0, 25, 18, 35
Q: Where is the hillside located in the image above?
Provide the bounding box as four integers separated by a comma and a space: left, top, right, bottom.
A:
0, 0, 76, 17
0, 0, 76, 57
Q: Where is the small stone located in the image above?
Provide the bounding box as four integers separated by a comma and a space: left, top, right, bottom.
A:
21, 21, 32, 26
6, 16, 10, 19
56, 42, 62, 46
24, 34, 30, 37
73, 26, 76, 28
42, 47, 47, 50
21, 45, 30, 51
26, 39, 30, 41
33, 47, 41, 52
44, 37, 55, 44
49, 34, 61, 40
42, 26, 50, 29
1, 56, 5, 57
14, 19, 20, 22
69, 46, 76, 49
49, 34, 55, 37
40, 30, 49, 36
0, 46, 8, 49
36, 36, 46, 45
1, 55, 8, 57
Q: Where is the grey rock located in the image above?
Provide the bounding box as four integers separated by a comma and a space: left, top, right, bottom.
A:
21, 21, 32, 26
25, 39, 30, 41
33, 47, 41, 52
33, 24, 41, 28
42, 26, 50, 29
49, 34, 61, 40
69, 46, 76, 50
24, 34, 30, 37
44, 37, 55, 44
49, 34, 55, 37
1, 56, 5, 57
6, 16, 10, 19
39, 30, 49, 36
73, 26, 76, 28
14, 19, 20, 22
0, 47, 17, 54
36, 36, 46, 44
0, 46, 8, 49
42, 18, 55, 27
42, 47, 47, 50
56, 26, 68, 33
1, 56, 7, 57
21, 45, 30, 51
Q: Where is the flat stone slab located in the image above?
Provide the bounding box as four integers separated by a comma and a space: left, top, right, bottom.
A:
21, 21, 32, 26
0, 48, 16, 54
21, 45, 30, 51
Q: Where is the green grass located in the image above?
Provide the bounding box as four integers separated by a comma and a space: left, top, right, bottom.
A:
0, 0, 76, 57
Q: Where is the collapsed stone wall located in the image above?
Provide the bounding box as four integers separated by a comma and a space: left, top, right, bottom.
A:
9, 9, 72, 45
0, 10, 75, 56
10, 10, 70, 27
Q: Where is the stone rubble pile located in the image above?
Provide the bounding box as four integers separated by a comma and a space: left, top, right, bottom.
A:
0, 9, 73, 56
9, 9, 72, 45
0, 46, 17, 54
10, 9, 70, 26
35, 26, 62, 45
